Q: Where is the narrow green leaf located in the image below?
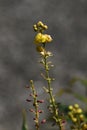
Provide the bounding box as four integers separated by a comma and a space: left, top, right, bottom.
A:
22, 109, 28, 130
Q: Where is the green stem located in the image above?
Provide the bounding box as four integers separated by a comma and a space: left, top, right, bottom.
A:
42, 46, 63, 130
77, 115, 81, 130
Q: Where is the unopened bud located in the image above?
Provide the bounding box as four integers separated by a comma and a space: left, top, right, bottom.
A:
26, 99, 32, 102
25, 85, 30, 88
38, 110, 43, 113
37, 100, 44, 103
41, 119, 46, 124
29, 109, 34, 112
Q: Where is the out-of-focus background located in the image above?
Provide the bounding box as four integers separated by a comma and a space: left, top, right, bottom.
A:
0, 0, 87, 130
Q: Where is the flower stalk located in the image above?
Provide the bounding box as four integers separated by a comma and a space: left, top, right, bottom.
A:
25, 20, 87, 130
42, 45, 64, 130
33, 21, 65, 130
68, 104, 87, 130
26, 80, 45, 130
30, 80, 39, 130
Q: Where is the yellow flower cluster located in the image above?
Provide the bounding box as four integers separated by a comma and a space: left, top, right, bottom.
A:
33, 21, 52, 44
68, 104, 83, 123
68, 104, 87, 130
34, 33, 52, 44
33, 21, 48, 32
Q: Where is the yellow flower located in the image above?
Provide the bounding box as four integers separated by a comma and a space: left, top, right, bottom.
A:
74, 104, 79, 109
79, 114, 84, 121
34, 33, 52, 44
72, 117, 77, 123
37, 21, 44, 27
33, 24, 38, 31
76, 108, 82, 114
44, 34, 53, 43
68, 105, 73, 110
37, 21, 48, 30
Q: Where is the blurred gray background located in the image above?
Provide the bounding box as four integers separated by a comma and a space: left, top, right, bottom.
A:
0, 0, 87, 130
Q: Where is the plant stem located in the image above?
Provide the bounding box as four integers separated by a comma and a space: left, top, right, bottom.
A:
42, 46, 63, 130
30, 80, 39, 130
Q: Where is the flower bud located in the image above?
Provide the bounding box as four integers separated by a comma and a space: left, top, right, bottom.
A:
29, 109, 34, 112
69, 105, 73, 110
37, 100, 44, 103
44, 25, 48, 30
79, 114, 84, 121
33, 24, 38, 31
72, 117, 77, 123
76, 108, 82, 114
36, 46, 44, 51
25, 85, 30, 88
74, 104, 79, 109
38, 110, 43, 113
37, 21, 44, 27
26, 99, 32, 102
41, 119, 46, 124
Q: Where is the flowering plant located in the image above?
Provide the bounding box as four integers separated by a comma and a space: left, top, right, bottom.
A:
23, 21, 87, 130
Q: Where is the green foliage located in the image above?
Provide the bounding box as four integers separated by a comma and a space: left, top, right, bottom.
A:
69, 77, 87, 87
57, 77, 87, 106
